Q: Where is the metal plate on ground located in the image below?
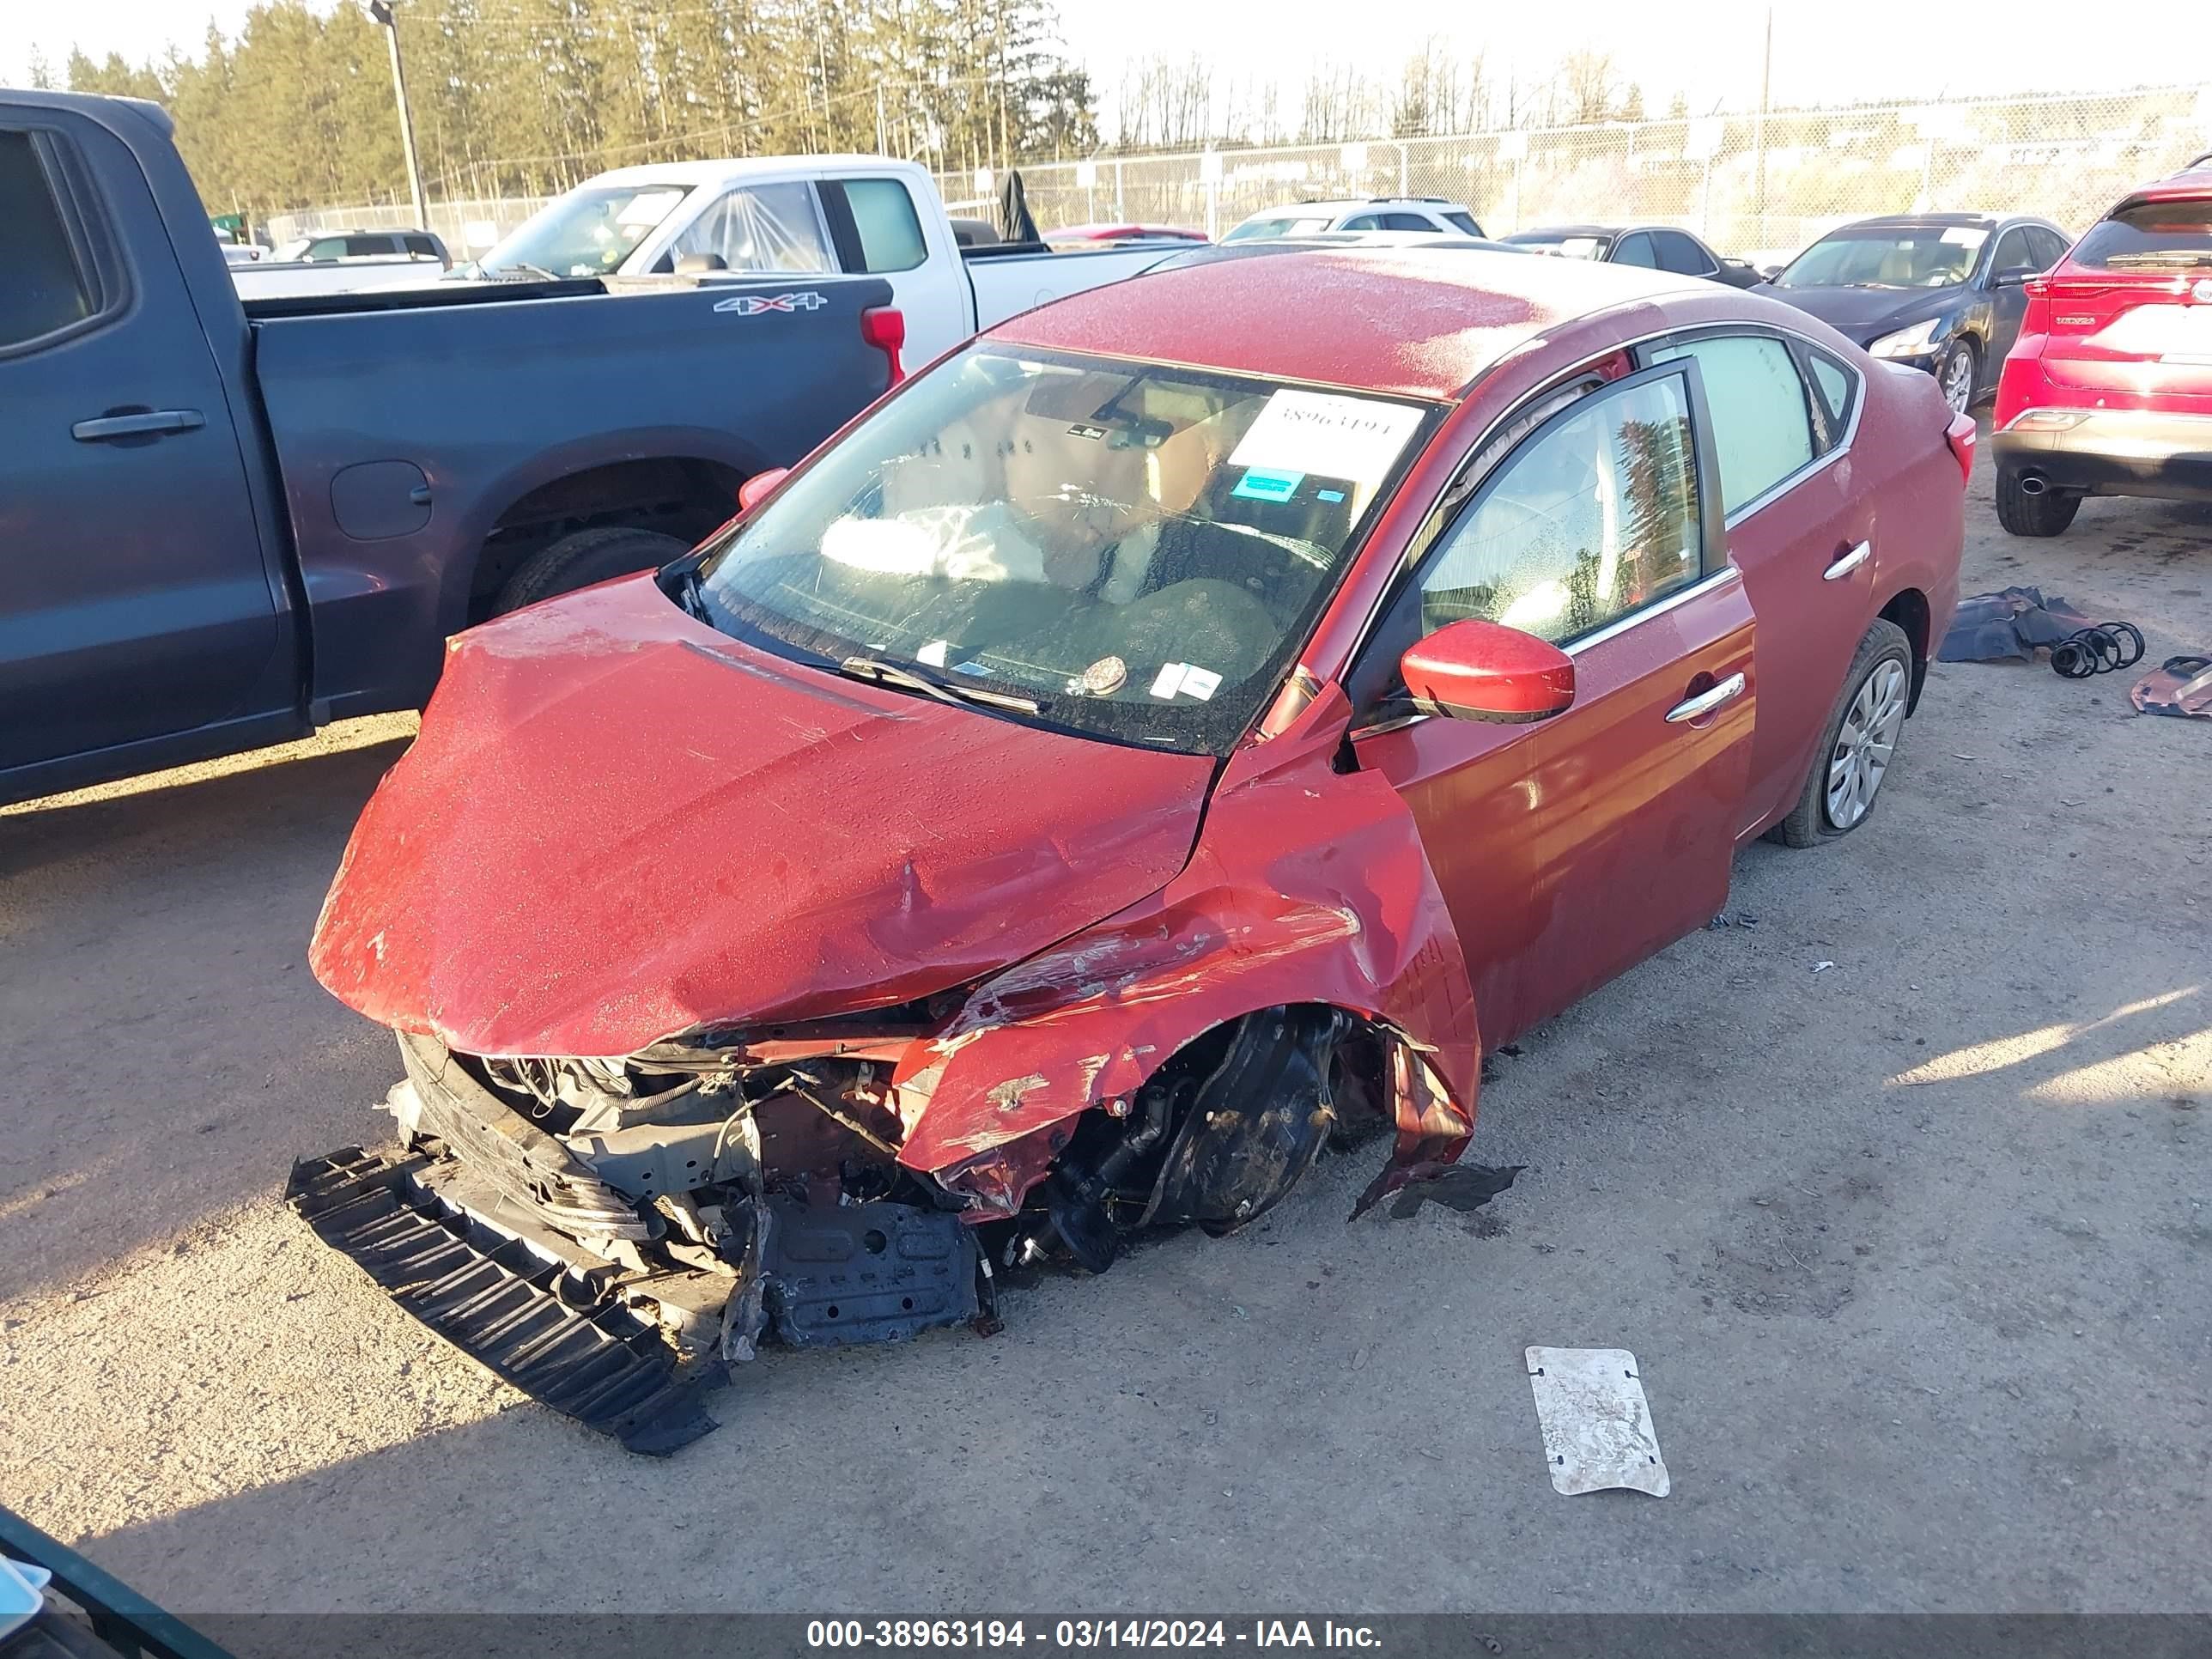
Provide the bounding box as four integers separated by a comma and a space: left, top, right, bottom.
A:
1525, 1346, 1669, 1497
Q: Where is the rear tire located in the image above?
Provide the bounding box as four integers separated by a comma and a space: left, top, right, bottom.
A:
1770, 619, 1913, 849
1995, 466, 2082, 538
491, 526, 693, 615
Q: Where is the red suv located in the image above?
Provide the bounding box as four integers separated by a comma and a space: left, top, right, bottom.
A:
1993, 157, 2212, 535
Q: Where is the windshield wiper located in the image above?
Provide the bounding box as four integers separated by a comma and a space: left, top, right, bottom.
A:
836, 655, 1040, 716
479, 260, 562, 282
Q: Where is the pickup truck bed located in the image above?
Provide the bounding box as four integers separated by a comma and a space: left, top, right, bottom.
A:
1, 91, 901, 805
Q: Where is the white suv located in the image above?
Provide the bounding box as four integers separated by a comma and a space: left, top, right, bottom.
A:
1222, 198, 1486, 242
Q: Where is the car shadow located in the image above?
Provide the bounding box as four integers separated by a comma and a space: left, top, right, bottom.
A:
0, 731, 411, 1300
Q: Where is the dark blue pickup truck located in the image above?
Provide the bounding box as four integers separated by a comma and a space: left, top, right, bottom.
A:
1, 90, 902, 806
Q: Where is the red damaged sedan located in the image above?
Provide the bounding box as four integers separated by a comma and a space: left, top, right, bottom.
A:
294, 247, 1970, 1452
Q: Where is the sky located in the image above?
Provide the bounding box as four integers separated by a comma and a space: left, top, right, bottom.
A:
5, 0, 2206, 125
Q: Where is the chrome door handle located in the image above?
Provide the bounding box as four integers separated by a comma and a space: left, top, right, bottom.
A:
71, 409, 206, 442
1823, 540, 1871, 580
1665, 672, 1747, 724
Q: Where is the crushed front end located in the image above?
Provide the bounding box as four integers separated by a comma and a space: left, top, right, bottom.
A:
291, 1022, 1000, 1454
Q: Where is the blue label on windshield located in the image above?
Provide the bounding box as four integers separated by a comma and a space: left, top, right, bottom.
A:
1232, 468, 1304, 503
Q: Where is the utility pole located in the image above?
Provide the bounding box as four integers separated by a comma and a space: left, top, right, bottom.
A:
1751, 5, 1771, 252
368, 0, 428, 229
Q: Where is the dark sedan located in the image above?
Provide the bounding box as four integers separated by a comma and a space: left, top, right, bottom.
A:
1500, 223, 1761, 288
1755, 213, 2070, 416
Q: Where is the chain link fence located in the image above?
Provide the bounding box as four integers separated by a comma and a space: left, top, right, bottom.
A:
270, 83, 2212, 268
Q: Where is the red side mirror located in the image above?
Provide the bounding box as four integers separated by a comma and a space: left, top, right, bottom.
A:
1401, 618, 1576, 724
738, 468, 790, 513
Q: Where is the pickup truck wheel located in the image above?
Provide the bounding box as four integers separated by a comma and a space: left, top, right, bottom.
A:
1995, 466, 2082, 538
1770, 618, 1913, 848
491, 526, 694, 615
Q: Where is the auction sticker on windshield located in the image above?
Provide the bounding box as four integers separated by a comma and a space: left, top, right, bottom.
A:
1227, 390, 1424, 484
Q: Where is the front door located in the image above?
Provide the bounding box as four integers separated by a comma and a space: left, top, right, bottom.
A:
1349, 362, 1757, 1048
0, 105, 280, 775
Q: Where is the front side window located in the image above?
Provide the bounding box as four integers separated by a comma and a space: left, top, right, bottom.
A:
1612, 232, 1658, 268
696, 347, 1437, 754
0, 130, 94, 349
669, 182, 832, 273
343, 235, 393, 258
1339, 214, 1382, 231
2070, 198, 2212, 271
1776, 224, 1989, 289
839, 178, 928, 272
2029, 227, 2071, 269
1646, 333, 1814, 514
1414, 370, 1702, 645
479, 182, 692, 277
1380, 213, 1437, 232
1988, 227, 2039, 282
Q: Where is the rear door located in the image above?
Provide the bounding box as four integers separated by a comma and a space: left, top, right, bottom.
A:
2036, 195, 2212, 413
817, 174, 969, 368
1644, 328, 1875, 833
1350, 360, 1756, 1048
0, 106, 280, 775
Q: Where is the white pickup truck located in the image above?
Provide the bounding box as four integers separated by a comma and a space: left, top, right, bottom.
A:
398, 155, 1185, 366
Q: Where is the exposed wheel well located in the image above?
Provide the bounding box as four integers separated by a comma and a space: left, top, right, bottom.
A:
1879, 587, 1932, 712
469, 457, 747, 623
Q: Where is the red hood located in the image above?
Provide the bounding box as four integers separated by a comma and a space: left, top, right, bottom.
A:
310, 575, 1216, 1057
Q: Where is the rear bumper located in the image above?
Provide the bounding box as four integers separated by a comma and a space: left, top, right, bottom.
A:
1993, 410, 2212, 501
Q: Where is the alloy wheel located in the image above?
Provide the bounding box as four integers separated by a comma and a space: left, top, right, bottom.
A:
1940, 346, 1974, 416
1826, 659, 1909, 830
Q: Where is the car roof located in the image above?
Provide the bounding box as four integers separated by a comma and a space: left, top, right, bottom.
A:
988, 245, 1707, 402
2128, 162, 2212, 204
584, 154, 920, 189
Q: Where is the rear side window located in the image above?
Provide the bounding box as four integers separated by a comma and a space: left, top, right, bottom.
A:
0, 130, 94, 349
403, 233, 439, 259
1652, 229, 1716, 276
1801, 347, 1859, 447
1646, 333, 1814, 514
1443, 210, 1483, 235
1612, 232, 1657, 268
837, 179, 929, 273
1415, 369, 1702, 644
2070, 198, 2212, 271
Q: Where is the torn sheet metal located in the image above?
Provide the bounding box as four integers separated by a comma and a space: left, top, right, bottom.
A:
2132, 653, 2212, 720
1525, 1346, 1670, 1497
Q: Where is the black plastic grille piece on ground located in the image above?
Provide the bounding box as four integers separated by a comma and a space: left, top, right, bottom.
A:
284, 1146, 717, 1455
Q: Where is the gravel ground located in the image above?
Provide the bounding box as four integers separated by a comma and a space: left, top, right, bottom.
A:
2, 442, 2208, 1616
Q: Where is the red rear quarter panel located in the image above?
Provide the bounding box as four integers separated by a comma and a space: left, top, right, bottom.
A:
1859, 361, 1965, 672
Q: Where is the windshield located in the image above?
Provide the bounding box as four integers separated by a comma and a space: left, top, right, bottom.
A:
1776, 224, 1988, 289
1223, 214, 1337, 242
694, 346, 1437, 754
2071, 199, 2212, 270
477, 183, 692, 276
1504, 233, 1610, 260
